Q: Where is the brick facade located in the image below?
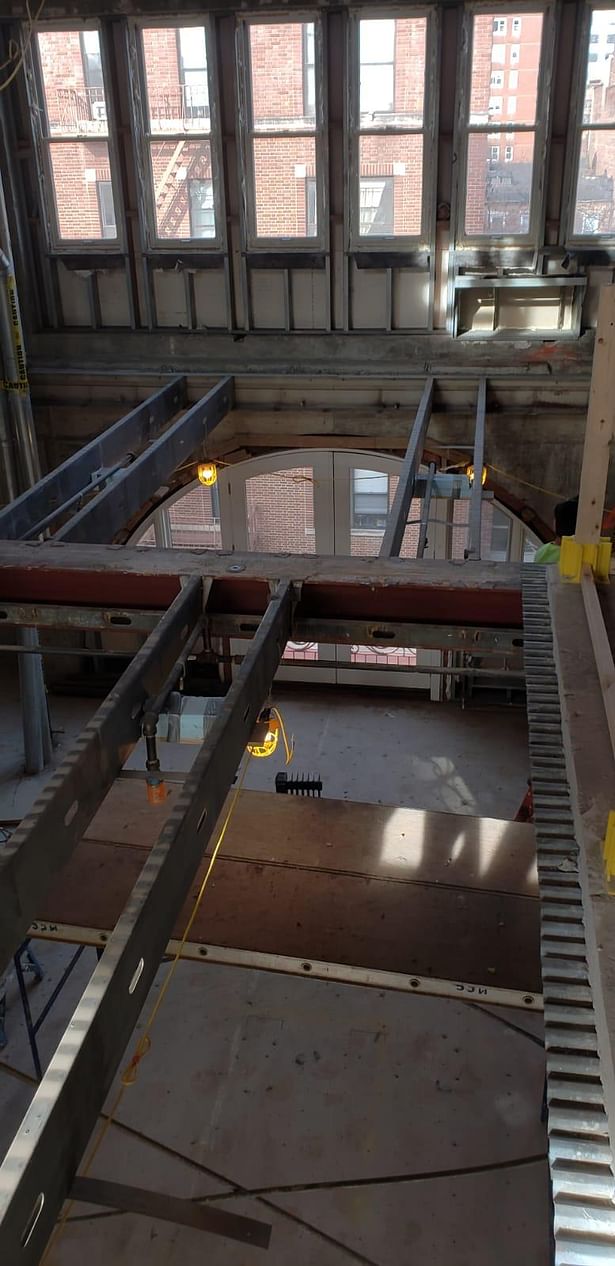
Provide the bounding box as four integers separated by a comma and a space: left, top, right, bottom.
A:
466, 13, 542, 236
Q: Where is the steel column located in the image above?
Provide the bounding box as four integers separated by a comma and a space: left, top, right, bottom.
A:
0, 577, 203, 976
417, 460, 436, 558
0, 376, 187, 541
0, 582, 292, 1265
56, 376, 234, 543
380, 377, 434, 558
466, 378, 487, 559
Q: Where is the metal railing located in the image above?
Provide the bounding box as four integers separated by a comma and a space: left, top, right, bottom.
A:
149, 83, 210, 132
48, 87, 107, 136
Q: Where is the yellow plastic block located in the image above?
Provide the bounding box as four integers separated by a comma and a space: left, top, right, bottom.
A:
559, 536, 612, 583
603, 810, 615, 884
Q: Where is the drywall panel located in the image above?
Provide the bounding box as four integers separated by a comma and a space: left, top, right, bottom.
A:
249, 270, 286, 330
57, 263, 92, 327
193, 269, 228, 330
392, 269, 431, 330
350, 263, 388, 330
97, 270, 131, 328
290, 269, 327, 329
153, 269, 188, 328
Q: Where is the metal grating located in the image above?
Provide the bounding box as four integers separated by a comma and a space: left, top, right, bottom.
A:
523, 564, 615, 1264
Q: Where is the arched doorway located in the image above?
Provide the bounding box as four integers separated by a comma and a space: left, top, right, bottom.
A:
133, 448, 539, 689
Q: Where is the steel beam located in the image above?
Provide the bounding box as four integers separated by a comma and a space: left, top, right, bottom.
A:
0, 577, 203, 976
0, 377, 187, 541
466, 378, 487, 559
380, 377, 434, 558
70, 1178, 271, 1249
0, 583, 292, 1265
0, 544, 524, 628
56, 376, 234, 543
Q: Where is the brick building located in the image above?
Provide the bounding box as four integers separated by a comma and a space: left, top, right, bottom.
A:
38, 17, 431, 242
575, 45, 615, 234
466, 12, 542, 235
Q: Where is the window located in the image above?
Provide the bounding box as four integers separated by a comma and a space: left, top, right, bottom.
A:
491, 44, 506, 64
306, 177, 317, 237
97, 180, 116, 238
511, 45, 520, 64
360, 177, 394, 235
491, 71, 504, 87
189, 179, 214, 238
353, 16, 430, 241
487, 507, 511, 561
178, 27, 209, 122
571, 8, 615, 238
140, 24, 217, 244
242, 18, 322, 242
360, 18, 395, 113
35, 27, 118, 243
461, 11, 545, 241
352, 470, 389, 531
509, 70, 519, 89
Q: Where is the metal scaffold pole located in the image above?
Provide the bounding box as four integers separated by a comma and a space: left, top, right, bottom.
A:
0, 163, 51, 774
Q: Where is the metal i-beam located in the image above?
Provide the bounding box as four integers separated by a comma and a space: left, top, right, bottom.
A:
0, 376, 187, 541
0, 582, 293, 1265
0, 577, 203, 976
56, 376, 234, 544
379, 377, 434, 558
466, 378, 487, 559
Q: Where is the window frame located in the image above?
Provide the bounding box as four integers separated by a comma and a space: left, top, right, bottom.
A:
27, 19, 124, 253
236, 12, 327, 252
562, 3, 615, 248
453, 2, 555, 250
347, 6, 439, 251
132, 16, 225, 252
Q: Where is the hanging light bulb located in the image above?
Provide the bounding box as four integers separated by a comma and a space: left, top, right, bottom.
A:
246, 708, 280, 758
466, 464, 487, 487
197, 462, 218, 487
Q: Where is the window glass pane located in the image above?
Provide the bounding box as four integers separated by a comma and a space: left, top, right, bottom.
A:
575, 135, 615, 233
253, 136, 316, 237
583, 9, 615, 124
469, 13, 543, 126
188, 179, 215, 238
465, 131, 534, 236
142, 26, 210, 134
359, 134, 423, 236
574, 131, 615, 233
149, 139, 213, 239
49, 140, 116, 240
168, 486, 221, 549
245, 468, 315, 552
250, 22, 315, 131
359, 18, 426, 126
37, 30, 108, 136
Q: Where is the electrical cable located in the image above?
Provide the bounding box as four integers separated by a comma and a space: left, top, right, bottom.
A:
0, 0, 46, 95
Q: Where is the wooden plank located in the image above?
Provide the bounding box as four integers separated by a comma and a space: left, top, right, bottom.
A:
85, 786, 538, 897
38, 840, 540, 991
576, 285, 615, 543
581, 564, 615, 759
33, 787, 540, 992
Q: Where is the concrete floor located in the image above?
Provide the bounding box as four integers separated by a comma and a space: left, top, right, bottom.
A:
0, 674, 548, 1265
